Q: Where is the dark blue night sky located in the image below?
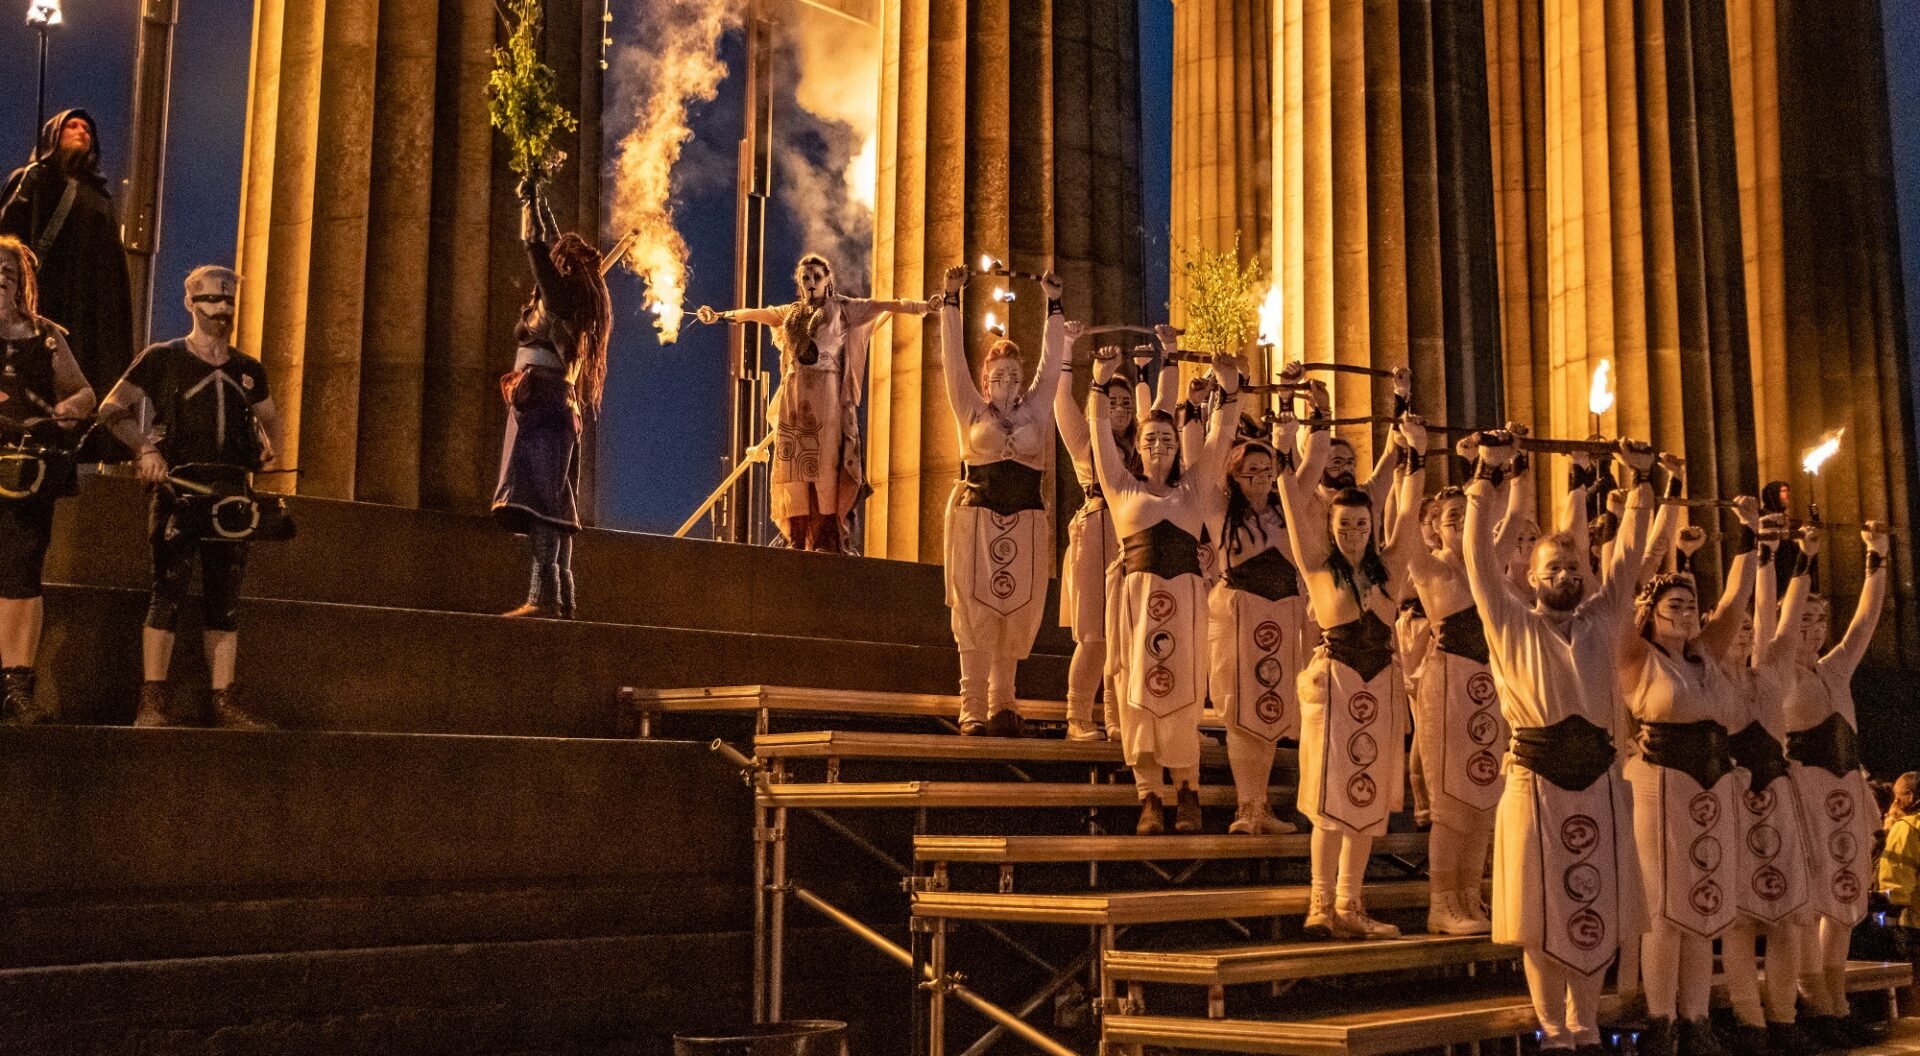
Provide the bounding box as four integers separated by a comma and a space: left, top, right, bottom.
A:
1, 1, 1916, 536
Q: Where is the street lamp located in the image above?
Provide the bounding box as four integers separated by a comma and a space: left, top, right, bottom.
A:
25, 0, 63, 141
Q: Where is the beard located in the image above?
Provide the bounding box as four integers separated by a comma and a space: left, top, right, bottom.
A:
1539, 579, 1583, 611
1323, 471, 1357, 491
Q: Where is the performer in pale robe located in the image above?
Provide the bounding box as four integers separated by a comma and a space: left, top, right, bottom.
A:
1277, 413, 1427, 939
697, 255, 931, 551
1207, 429, 1311, 836
1091, 352, 1242, 835
1054, 341, 1135, 741
1781, 521, 1890, 1048
1719, 519, 1820, 1056
932, 265, 1067, 736
1464, 433, 1654, 1056
1618, 496, 1759, 1056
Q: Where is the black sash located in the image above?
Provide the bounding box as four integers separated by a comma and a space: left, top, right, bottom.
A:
1121, 521, 1202, 580
1641, 719, 1734, 790
956, 460, 1045, 516
1224, 546, 1302, 602
1786, 712, 1862, 778
1434, 607, 1490, 664
1323, 610, 1395, 682
1512, 714, 1617, 792
1728, 720, 1790, 793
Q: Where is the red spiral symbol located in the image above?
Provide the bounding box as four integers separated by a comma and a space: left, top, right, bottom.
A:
1347, 691, 1379, 724
1253, 620, 1284, 652
1467, 672, 1497, 705
1148, 591, 1177, 622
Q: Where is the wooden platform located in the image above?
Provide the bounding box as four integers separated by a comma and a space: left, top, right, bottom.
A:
914, 831, 1425, 864
756, 780, 1281, 809
1103, 935, 1517, 986
636, 685, 1071, 723
1102, 961, 1914, 1055
912, 879, 1438, 926
755, 729, 1274, 768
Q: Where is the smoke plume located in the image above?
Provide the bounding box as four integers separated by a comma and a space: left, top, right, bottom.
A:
776, 10, 880, 280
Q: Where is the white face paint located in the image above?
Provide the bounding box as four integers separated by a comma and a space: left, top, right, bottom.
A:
185, 273, 238, 341
1139, 421, 1178, 482
983, 359, 1023, 410
796, 263, 831, 304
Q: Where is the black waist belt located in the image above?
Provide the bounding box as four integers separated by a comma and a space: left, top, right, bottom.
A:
1323, 611, 1394, 682
1641, 719, 1734, 790
1224, 546, 1301, 602
1729, 720, 1790, 793
1786, 712, 1861, 777
956, 460, 1045, 516
1433, 607, 1490, 664
1121, 520, 1202, 580
1511, 714, 1616, 792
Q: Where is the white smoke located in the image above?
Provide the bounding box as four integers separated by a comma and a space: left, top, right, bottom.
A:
776, 8, 881, 280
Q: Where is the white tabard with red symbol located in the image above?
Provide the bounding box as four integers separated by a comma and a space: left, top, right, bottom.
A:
1735, 773, 1813, 925
1114, 570, 1210, 770
1523, 776, 1629, 978
1207, 581, 1308, 744
1788, 763, 1876, 927
1633, 764, 1740, 938
1297, 652, 1404, 835
943, 504, 1049, 658
1414, 650, 1510, 825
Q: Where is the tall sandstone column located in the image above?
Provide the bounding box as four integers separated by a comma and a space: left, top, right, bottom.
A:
236, 0, 601, 514
1168, 0, 1271, 327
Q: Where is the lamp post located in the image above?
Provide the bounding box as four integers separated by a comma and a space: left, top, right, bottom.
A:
25, 0, 62, 142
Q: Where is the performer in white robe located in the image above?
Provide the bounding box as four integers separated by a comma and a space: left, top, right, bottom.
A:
1207, 429, 1312, 836
1091, 352, 1243, 835
1780, 521, 1891, 1048
1054, 341, 1135, 741
1719, 519, 1820, 1056
1463, 433, 1654, 1056
698, 256, 931, 550
934, 265, 1068, 736
1277, 412, 1428, 939
1618, 494, 1758, 1056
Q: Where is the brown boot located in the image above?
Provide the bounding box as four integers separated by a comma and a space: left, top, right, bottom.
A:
2, 667, 52, 725
1174, 784, 1203, 834
211, 685, 275, 730
1135, 793, 1166, 835
134, 680, 172, 727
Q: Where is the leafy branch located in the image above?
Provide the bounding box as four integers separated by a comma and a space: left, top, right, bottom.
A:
487, 0, 579, 180
1176, 234, 1263, 355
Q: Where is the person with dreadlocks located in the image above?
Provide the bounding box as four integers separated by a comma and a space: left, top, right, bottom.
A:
935, 264, 1067, 736
1206, 414, 1311, 836
0, 236, 94, 724
492, 179, 613, 618
1054, 337, 1138, 741
1092, 343, 1243, 834
1277, 410, 1428, 938
1780, 519, 1891, 1048
1465, 432, 1658, 1056
698, 255, 932, 551
1617, 491, 1760, 1056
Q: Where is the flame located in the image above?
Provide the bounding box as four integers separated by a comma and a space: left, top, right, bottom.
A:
984, 310, 1000, 333
26, 0, 60, 27
609, 1, 741, 344
1802, 429, 1844, 475
846, 133, 878, 212
980, 254, 997, 274
1257, 283, 1283, 347
1589, 359, 1615, 417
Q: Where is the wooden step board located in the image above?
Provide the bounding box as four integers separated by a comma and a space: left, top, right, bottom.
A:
758, 781, 1286, 809
913, 879, 1436, 925
914, 831, 1425, 864
755, 729, 1282, 768
640, 685, 1230, 727
1102, 961, 1914, 1056
1104, 935, 1518, 986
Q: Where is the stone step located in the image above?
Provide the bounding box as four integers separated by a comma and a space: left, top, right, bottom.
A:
913, 879, 1438, 926
754, 729, 1281, 768
913, 831, 1426, 864
1101, 961, 1914, 1055
756, 780, 1289, 809
1103, 934, 1516, 988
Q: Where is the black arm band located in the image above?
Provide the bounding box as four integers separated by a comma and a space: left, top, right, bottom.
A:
1512, 451, 1531, 476
1866, 552, 1888, 574
1392, 393, 1409, 417
1733, 525, 1757, 556
1308, 417, 1331, 433
1474, 460, 1507, 484
1794, 551, 1816, 578
1277, 451, 1297, 472
1405, 450, 1427, 473
942, 291, 960, 307
1664, 472, 1685, 499
1758, 543, 1776, 567
1675, 550, 1694, 574
1631, 466, 1653, 487
1047, 298, 1064, 317
1569, 463, 1598, 492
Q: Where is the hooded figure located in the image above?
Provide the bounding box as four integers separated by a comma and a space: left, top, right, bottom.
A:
0, 109, 135, 397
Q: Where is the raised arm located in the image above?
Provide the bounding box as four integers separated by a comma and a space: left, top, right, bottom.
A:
1462, 434, 1524, 630
1824, 524, 1892, 676
1591, 442, 1659, 616
935, 266, 986, 427
1055, 331, 1105, 464
1022, 275, 1070, 414
1278, 424, 1332, 572
1191, 356, 1245, 486
1381, 417, 1429, 567
1766, 525, 1820, 657
1752, 518, 1784, 668
1700, 498, 1761, 659
1562, 454, 1595, 571
1087, 379, 1131, 498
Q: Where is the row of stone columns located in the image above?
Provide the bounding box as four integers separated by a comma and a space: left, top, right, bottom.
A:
866, 0, 1145, 563
235, 0, 601, 512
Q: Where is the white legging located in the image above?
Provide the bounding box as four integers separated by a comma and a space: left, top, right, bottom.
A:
1310, 824, 1373, 904
1524, 949, 1604, 1049
1643, 922, 1715, 1021
1723, 918, 1800, 1027
1797, 917, 1853, 1017
1065, 640, 1105, 726
1131, 753, 1200, 803
1226, 727, 1277, 803
1428, 813, 1493, 897
957, 649, 1018, 723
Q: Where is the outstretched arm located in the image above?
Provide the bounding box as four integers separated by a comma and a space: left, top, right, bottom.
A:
1825, 525, 1892, 676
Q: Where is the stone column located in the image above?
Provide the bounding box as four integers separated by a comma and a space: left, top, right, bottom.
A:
1168, 0, 1271, 326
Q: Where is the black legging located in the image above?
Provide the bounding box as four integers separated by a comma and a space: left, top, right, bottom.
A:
526, 521, 575, 614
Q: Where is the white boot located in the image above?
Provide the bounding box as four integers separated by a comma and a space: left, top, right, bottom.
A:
1230, 800, 1297, 835
1332, 897, 1402, 940
1460, 885, 1491, 926
1303, 889, 1335, 940
1066, 718, 1105, 741
1426, 888, 1489, 936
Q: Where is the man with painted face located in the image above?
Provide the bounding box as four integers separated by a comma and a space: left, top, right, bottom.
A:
97, 266, 285, 729
1278, 410, 1428, 937
0, 109, 135, 396
698, 255, 933, 551
1778, 519, 1891, 1047
1054, 335, 1137, 741
936, 264, 1067, 736
1464, 431, 1657, 1056
0, 236, 95, 724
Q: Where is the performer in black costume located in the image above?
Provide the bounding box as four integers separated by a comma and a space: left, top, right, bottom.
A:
97, 266, 284, 729
492, 178, 613, 618
0, 109, 135, 396
0, 236, 95, 724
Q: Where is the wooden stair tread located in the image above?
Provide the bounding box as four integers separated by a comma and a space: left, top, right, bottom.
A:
1103, 935, 1518, 985
914, 831, 1425, 863
912, 879, 1435, 925
638, 685, 1231, 726
757, 781, 1286, 808
754, 729, 1276, 767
